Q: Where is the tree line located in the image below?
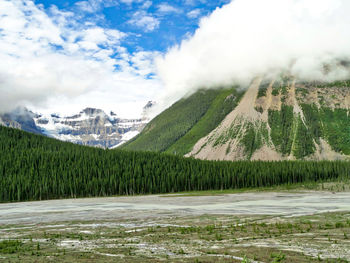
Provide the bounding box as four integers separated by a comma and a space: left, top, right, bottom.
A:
0, 126, 349, 202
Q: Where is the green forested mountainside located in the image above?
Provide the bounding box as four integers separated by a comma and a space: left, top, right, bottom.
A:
267, 105, 314, 159
262, 82, 350, 159
122, 88, 242, 152
317, 107, 350, 154
267, 81, 350, 158
121, 79, 350, 160
1, 126, 350, 203
267, 105, 350, 158
165, 87, 243, 155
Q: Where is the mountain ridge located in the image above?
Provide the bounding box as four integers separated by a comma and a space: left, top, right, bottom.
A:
0, 105, 153, 148
122, 87, 244, 153
123, 78, 350, 161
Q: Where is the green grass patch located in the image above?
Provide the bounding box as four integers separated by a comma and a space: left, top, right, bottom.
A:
0, 240, 23, 254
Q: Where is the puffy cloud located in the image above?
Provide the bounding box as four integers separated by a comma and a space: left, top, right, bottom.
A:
131, 51, 161, 77
157, 0, 350, 106
0, 0, 160, 118
187, 8, 201, 18
75, 0, 102, 13
141, 1, 152, 9
127, 10, 160, 32
75, 0, 119, 13
157, 3, 181, 14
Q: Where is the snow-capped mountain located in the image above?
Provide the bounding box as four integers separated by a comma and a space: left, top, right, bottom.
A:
0, 103, 155, 148
34, 107, 148, 148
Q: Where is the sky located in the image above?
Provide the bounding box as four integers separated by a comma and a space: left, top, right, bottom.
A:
1, 0, 350, 119
0, 0, 229, 118
154, 0, 350, 117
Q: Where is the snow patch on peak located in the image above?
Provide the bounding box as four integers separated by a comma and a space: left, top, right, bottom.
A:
111, 130, 140, 148
33, 107, 147, 148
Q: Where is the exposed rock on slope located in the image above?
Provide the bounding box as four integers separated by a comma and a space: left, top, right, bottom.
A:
188, 77, 265, 160
187, 78, 350, 161
126, 78, 350, 161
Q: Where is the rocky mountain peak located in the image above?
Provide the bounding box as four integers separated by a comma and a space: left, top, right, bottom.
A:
80, 108, 105, 116
0, 105, 152, 149
142, 101, 156, 120
143, 101, 156, 110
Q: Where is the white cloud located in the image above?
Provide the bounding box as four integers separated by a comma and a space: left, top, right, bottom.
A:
131, 51, 161, 76
75, 0, 119, 12
156, 0, 350, 107
157, 3, 181, 14
75, 27, 125, 51
128, 10, 160, 32
187, 8, 201, 18
0, 0, 161, 118
141, 1, 152, 9
75, 0, 101, 13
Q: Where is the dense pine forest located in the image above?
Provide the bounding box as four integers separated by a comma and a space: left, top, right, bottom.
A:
0, 125, 349, 202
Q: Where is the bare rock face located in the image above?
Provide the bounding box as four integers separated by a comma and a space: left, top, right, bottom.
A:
34, 108, 148, 148
1, 104, 154, 148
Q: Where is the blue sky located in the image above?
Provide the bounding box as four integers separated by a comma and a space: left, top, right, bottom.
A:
34, 0, 229, 57
0, 0, 229, 117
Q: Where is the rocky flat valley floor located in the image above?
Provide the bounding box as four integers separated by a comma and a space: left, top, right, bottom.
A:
1, 188, 350, 262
